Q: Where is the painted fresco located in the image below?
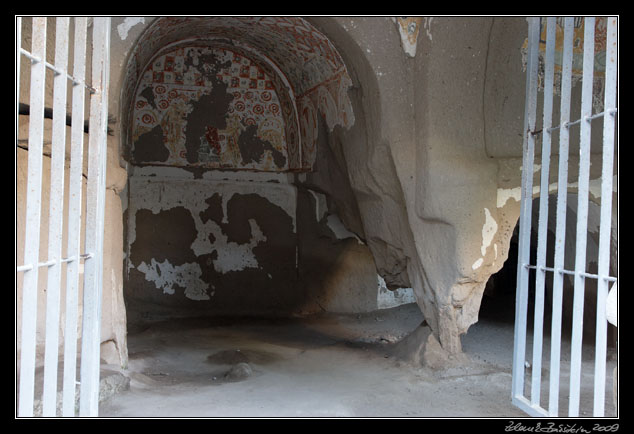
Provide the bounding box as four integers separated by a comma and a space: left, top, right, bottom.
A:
522, 17, 610, 111
535, 17, 608, 78
123, 17, 355, 172
132, 46, 292, 171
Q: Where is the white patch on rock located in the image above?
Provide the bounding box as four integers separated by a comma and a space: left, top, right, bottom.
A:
471, 208, 497, 271
422, 17, 434, 41
117, 17, 145, 41
137, 258, 209, 300
212, 219, 267, 273
481, 208, 498, 256
497, 176, 614, 209
127, 177, 297, 268
308, 189, 328, 222
377, 274, 416, 309
393, 17, 423, 57
326, 214, 363, 244
471, 258, 484, 270
497, 187, 522, 208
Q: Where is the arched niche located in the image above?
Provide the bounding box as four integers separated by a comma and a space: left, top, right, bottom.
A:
120, 17, 355, 172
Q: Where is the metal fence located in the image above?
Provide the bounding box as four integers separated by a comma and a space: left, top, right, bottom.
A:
16, 16, 110, 417
512, 17, 618, 417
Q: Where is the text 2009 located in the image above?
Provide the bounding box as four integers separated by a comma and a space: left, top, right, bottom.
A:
592, 425, 619, 433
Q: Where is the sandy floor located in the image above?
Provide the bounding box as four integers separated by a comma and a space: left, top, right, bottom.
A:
98, 300, 617, 418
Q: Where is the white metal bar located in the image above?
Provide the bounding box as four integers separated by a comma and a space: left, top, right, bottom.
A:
79, 17, 110, 417
19, 47, 97, 93
512, 16, 540, 402
525, 264, 617, 282
62, 17, 87, 417
18, 17, 47, 418
548, 21, 574, 417
568, 16, 595, 418
531, 16, 556, 409
513, 395, 551, 418
16, 17, 21, 144
593, 16, 618, 418
16, 253, 94, 274
41, 16, 70, 417
547, 109, 617, 132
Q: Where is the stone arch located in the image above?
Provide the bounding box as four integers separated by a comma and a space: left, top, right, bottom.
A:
119, 16, 356, 173
117, 17, 398, 321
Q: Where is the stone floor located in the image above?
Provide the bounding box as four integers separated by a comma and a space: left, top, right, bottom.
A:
97, 299, 617, 418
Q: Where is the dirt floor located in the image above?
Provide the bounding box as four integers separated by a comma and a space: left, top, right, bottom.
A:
98, 297, 618, 419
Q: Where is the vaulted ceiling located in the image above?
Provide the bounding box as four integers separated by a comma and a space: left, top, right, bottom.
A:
121, 17, 355, 170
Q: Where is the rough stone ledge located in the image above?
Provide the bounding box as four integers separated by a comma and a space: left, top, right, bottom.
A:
387, 321, 470, 371
30, 365, 130, 417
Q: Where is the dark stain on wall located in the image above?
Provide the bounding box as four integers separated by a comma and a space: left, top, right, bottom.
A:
183, 50, 235, 164
130, 206, 198, 267
203, 191, 297, 277
295, 187, 379, 313
198, 192, 300, 315
199, 193, 224, 244
184, 83, 235, 164
127, 191, 302, 316
127, 206, 199, 305
238, 124, 287, 168
226, 193, 295, 258
133, 124, 170, 163
139, 85, 157, 110
295, 188, 341, 309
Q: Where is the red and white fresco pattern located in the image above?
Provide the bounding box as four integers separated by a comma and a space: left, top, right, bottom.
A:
132, 46, 291, 171
124, 17, 355, 171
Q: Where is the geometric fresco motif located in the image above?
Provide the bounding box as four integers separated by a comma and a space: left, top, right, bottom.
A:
132, 46, 290, 171
124, 17, 356, 172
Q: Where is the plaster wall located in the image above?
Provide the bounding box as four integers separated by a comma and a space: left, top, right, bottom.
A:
124, 165, 413, 322
124, 168, 301, 320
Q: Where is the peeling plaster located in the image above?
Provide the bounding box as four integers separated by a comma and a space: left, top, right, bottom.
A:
308, 189, 328, 222
377, 275, 416, 309
471, 258, 484, 270
117, 17, 145, 41
212, 218, 267, 273
422, 17, 434, 41
480, 208, 498, 256
122, 17, 355, 172
131, 45, 294, 171
137, 258, 210, 300
393, 17, 423, 57
496, 176, 616, 208
129, 177, 295, 237
496, 186, 522, 208
326, 214, 363, 244
127, 176, 297, 277
471, 208, 497, 271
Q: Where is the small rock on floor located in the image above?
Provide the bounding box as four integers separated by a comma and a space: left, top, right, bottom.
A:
224, 362, 252, 382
